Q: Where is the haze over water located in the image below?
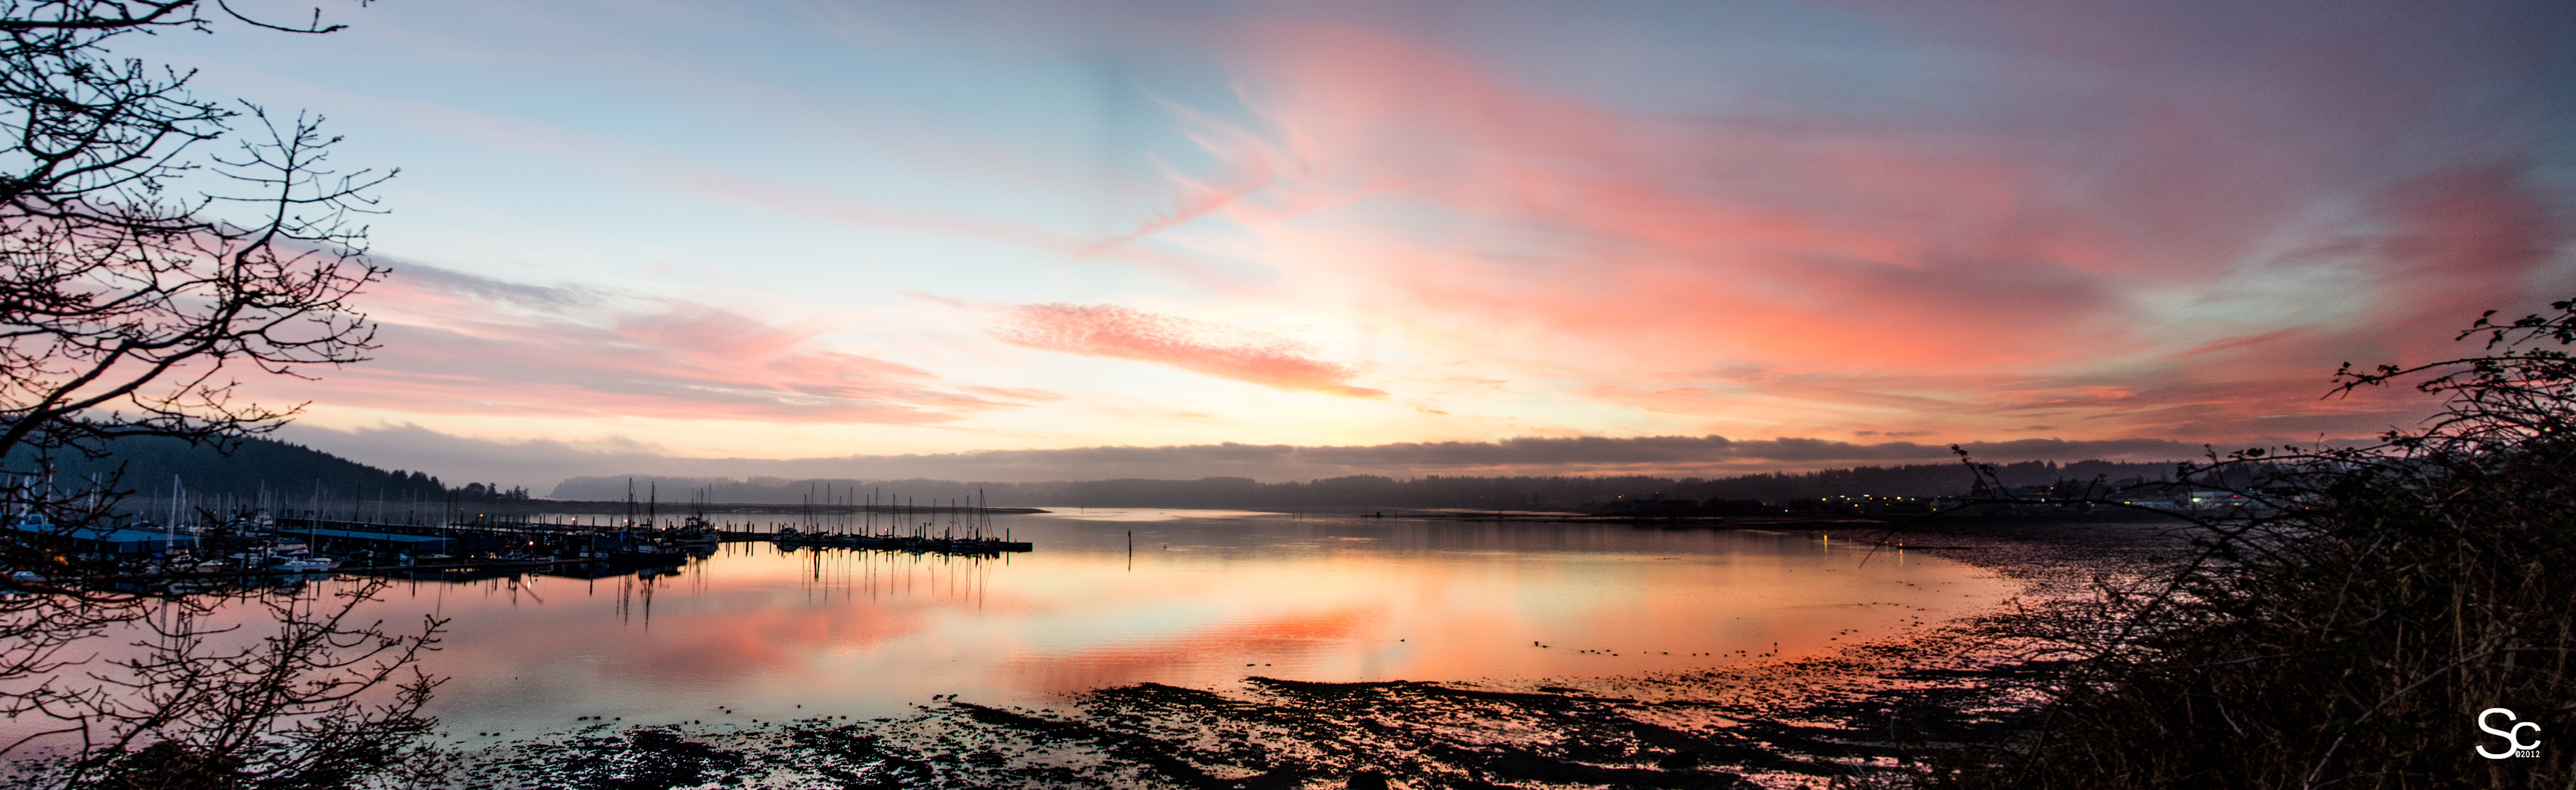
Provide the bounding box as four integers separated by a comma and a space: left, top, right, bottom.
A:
369, 510, 2012, 741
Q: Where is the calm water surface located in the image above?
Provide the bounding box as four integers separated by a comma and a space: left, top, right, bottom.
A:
368, 509, 2011, 739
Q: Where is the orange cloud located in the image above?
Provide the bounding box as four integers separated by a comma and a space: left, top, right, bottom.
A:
993, 302, 1387, 398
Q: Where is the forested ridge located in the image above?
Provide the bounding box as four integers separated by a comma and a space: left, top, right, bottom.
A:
551, 458, 2181, 509
5, 435, 518, 504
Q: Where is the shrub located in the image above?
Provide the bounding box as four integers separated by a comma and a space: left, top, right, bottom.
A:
1940, 302, 2576, 789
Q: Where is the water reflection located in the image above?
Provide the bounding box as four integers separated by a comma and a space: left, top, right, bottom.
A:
333, 510, 2011, 739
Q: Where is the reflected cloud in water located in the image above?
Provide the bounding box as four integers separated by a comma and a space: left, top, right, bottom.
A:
357, 511, 2008, 736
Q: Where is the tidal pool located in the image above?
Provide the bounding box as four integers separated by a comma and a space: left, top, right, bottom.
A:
372, 509, 2011, 739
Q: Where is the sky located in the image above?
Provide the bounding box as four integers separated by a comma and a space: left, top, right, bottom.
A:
122, 0, 2576, 487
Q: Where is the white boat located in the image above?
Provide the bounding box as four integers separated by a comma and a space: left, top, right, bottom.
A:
275, 557, 339, 572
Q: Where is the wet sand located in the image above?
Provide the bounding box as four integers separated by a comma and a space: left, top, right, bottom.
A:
449, 518, 2184, 789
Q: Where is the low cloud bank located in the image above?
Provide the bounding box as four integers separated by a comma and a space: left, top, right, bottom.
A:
797, 436, 2211, 480
278, 424, 2249, 493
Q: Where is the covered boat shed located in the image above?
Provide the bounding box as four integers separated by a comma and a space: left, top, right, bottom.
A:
4, 522, 195, 554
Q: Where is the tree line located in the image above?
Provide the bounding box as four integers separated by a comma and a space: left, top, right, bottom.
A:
551, 458, 2183, 510
7, 433, 528, 507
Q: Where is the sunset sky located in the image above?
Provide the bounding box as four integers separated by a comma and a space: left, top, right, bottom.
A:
134, 0, 2576, 486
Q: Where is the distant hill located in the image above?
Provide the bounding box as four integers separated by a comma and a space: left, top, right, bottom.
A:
6, 434, 518, 507
553, 459, 2185, 510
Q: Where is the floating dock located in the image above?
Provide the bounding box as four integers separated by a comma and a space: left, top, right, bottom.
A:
263, 517, 1032, 561
768, 530, 1032, 554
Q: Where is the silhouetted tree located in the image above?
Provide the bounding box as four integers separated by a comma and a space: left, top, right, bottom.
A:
0, 4, 442, 789
0, 0, 387, 467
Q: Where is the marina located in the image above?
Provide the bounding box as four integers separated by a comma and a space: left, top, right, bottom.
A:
1, 491, 1039, 595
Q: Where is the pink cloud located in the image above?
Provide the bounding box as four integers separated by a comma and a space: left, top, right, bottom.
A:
2366, 162, 2569, 339
271, 263, 1054, 423
1167, 25, 2152, 370
992, 302, 1386, 398
1088, 14, 2571, 443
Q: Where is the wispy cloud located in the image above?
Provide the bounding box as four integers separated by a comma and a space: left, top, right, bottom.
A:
278, 262, 1056, 423
992, 302, 1386, 398
1093, 8, 2575, 441
217, 1, 2576, 463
